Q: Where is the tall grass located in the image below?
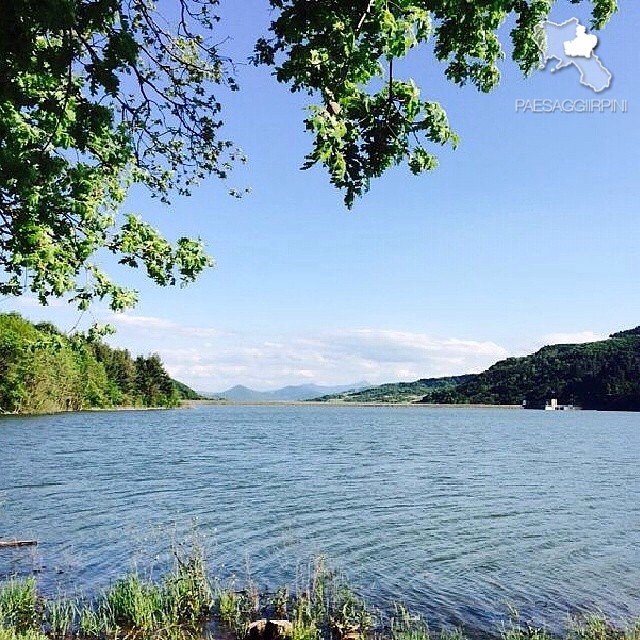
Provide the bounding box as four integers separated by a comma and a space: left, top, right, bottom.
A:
0, 555, 639, 640
568, 615, 640, 640
292, 594, 319, 640
499, 611, 640, 640
101, 574, 163, 632
0, 545, 214, 640
163, 548, 213, 628
0, 578, 39, 634
96, 545, 213, 637
44, 598, 76, 639
77, 604, 102, 638
0, 629, 48, 640
390, 604, 431, 640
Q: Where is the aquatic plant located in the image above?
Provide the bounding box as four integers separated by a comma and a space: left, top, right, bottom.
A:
568, 614, 638, 640
292, 594, 319, 640
162, 547, 213, 628
0, 554, 639, 640
501, 609, 552, 640
273, 587, 289, 620
101, 573, 163, 632
0, 578, 39, 633
390, 604, 431, 640
77, 604, 102, 638
44, 598, 76, 639
214, 575, 261, 638
0, 628, 48, 640
216, 586, 240, 629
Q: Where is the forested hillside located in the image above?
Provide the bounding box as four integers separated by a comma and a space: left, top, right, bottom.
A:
314, 375, 475, 403
420, 328, 640, 410
0, 313, 199, 414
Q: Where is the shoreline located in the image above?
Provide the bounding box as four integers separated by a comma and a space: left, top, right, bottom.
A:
1, 550, 637, 640
183, 399, 524, 409
0, 405, 177, 418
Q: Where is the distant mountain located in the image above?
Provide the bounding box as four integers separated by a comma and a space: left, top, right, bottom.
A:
210, 382, 370, 402
314, 375, 476, 403
419, 328, 640, 410
206, 327, 640, 410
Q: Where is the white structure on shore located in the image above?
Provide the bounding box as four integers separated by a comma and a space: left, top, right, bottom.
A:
545, 398, 575, 410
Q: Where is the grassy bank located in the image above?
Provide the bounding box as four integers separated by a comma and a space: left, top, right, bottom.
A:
1, 549, 638, 640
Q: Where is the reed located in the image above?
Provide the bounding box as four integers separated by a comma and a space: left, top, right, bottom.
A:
0, 578, 39, 633
216, 587, 240, 629
162, 551, 213, 629
0, 555, 639, 640
76, 604, 102, 639
44, 599, 76, 639
101, 573, 163, 632
569, 615, 640, 640
292, 594, 319, 640
0, 628, 48, 640
390, 604, 431, 640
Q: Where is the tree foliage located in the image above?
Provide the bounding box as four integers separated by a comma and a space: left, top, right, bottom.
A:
255, 0, 617, 206
0, 0, 240, 311
0, 0, 619, 310
0, 313, 198, 413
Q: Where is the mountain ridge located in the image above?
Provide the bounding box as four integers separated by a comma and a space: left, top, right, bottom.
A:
313, 375, 476, 403
206, 382, 370, 402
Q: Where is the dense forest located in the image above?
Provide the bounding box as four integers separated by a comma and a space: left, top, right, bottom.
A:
419, 328, 640, 410
0, 313, 200, 414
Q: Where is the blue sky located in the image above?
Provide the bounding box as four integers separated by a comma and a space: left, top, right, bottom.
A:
4, 1, 640, 392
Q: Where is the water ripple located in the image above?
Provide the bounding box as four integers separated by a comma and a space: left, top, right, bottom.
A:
1, 406, 639, 635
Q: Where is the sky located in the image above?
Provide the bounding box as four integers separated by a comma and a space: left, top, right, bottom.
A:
3, 1, 640, 392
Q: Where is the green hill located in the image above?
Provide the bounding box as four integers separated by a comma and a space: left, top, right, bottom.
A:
419, 329, 640, 410
0, 313, 197, 414
171, 378, 203, 400
314, 375, 476, 403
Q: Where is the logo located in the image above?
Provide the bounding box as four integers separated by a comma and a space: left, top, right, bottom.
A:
535, 17, 612, 93
515, 98, 627, 114
515, 17, 627, 114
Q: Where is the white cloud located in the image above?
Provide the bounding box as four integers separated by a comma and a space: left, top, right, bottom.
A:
110, 314, 177, 330
108, 313, 225, 339
490, 330, 610, 364
542, 331, 607, 345
8, 295, 68, 310
118, 319, 509, 392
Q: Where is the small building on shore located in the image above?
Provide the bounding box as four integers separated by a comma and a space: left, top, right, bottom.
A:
523, 398, 578, 410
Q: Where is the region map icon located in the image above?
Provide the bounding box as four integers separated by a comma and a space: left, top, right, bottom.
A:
536, 17, 612, 92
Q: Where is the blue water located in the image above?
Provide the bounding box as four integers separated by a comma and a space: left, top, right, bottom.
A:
0, 406, 639, 635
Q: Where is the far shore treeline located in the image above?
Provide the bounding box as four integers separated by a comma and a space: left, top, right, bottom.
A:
419, 327, 640, 410
0, 313, 200, 414
319, 328, 640, 411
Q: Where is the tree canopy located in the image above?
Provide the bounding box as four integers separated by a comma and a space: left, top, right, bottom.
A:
0, 0, 618, 310
0, 312, 199, 413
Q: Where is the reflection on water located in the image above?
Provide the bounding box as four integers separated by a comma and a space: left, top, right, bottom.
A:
0, 406, 639, 635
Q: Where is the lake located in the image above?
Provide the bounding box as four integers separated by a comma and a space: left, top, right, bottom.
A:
0, 405, 638, 636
